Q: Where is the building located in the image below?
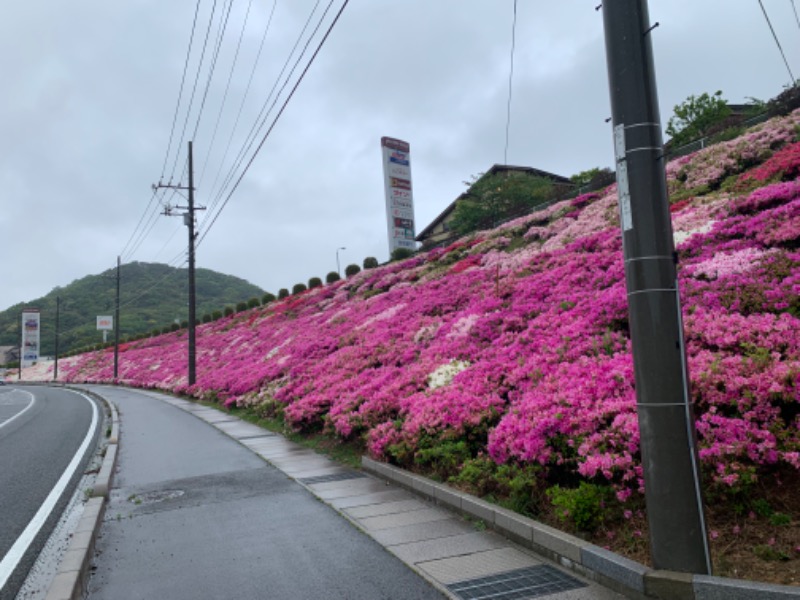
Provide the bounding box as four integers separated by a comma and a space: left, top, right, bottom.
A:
415, 164, 574, 250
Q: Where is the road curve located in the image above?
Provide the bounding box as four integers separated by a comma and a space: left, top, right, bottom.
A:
0, 386, 101, 600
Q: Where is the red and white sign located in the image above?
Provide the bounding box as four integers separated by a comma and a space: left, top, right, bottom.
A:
97, 316, 114, 331
381, 137, 417, 253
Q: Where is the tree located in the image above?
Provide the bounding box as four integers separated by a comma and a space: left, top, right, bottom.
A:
325, 271, 341, 284
451, 172, 553, 236
666, 91, 731, 147
390, 247, 414, 262
308, 277, 322, 289
363, 257, 379, 269
344, 264, 361, 277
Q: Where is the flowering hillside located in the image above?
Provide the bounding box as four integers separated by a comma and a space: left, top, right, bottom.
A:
59, 110, 800, 574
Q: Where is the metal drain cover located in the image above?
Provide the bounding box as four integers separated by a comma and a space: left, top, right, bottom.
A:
298, 472, 367, 485
129, 490, 185, 505
446, 565, 586, 600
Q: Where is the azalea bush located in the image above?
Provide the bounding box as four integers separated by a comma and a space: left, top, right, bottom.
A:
58, 109, 800, 514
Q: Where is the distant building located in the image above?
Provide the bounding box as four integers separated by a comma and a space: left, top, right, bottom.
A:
415, 164, 574, 250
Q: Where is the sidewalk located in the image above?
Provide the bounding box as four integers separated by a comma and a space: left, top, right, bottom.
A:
75, 386, 626, 600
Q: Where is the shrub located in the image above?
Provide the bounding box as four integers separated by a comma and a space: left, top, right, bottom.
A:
202, 313, 212, 323
181, 320, 189, 328
278, 288, 289, 299
363, 256, 379, 269
390, 247, 414, 262
308, 277, 322, 289
292, 283, 307, 295
326, 271, 341, 284
344, 263, 361, 277
546, 482, 613, 533
247, 297, 260, 309
236, 301, 248, 312
262, 293, 276, 304
162, 326, 172, 334
211, 310, 223, 320
223, 306, 234, 317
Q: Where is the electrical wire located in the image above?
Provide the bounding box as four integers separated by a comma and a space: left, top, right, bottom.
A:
197, 0, 257, 187
203, 0, 324, 224
792, 0, 800, 31
757, 0, 796, 84
504, 0, 518, 166
199, 0, 345, 243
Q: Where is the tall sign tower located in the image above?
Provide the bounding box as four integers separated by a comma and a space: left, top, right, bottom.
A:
381, 137, 417, 254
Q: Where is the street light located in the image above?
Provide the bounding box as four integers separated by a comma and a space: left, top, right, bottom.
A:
336, 246, 346, 277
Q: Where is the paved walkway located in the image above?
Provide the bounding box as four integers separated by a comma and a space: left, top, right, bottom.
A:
85, 385, 626, 600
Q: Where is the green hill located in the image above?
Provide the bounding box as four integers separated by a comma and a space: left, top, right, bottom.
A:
0, 262, 264, 357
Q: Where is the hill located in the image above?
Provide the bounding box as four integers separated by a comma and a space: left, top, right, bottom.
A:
52, 109, 800, 583
0, 262, 264, 357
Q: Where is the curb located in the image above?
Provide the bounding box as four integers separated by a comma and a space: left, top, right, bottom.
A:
44, 389, 119, 600
362, 457, 800, 600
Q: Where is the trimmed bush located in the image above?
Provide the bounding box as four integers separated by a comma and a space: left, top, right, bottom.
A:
236, 301, 248, 312
326, 271, 341, 284
292, 283, 307, 295
363, 256, 379, 269
223, 306, 234, 317
211, 310, 223, 320
262, 292, 276, 305
202, 313, 212, 323
247, 297, 260, 309
308, 277, 323, 289
278, 288, 289, 299
390, 247, 414, 261
344, 263, 361, 277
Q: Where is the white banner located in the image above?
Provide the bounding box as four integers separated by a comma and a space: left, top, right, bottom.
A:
97, 316, 114, 331
21, 309, 40, 367
381, 137, 417, 253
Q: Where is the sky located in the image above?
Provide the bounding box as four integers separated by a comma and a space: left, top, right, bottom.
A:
1, 1, 799, 313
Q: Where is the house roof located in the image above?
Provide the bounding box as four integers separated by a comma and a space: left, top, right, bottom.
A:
415, 164, 573, 241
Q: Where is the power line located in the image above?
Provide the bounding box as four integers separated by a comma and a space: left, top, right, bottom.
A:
200, 0, 346, 244
504, 0, 518, 165
757, 0, 796, 84
197, 0, 257, 187
160, 0, 203, 181
791, 0, 800, 31
203, 0, 324, 223
203, 0, 278, 199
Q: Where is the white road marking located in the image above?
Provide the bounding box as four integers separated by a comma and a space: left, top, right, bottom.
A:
0, 390, 98, 591
0, 390, 36, 431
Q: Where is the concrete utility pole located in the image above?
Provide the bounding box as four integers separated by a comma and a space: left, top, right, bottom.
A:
54, 296, 60, 381
154, 141, 205, 386
601, 1, 711, 574
114, 256, 121, 379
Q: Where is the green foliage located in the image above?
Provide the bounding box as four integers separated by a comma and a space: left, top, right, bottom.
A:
666, 90, 732, 147
344, 264, 361, 277
414, 440, 471, 480
390, 247, 414, 262
326, 271, 341, 284
363, 256, 379, 269
278, 288, 289, 299
292, 283, 307, 295
570, 167, 615, 191
247, 297, 260, 309
451, 171, 554, 236
449, 457, 542, 516
201, 314, 212, 323
223, 306, 234, 317
236, 301, 248, 312
261, 293, 276, 305
0, 262, 264, 356
546, 482, 613, 533
308, 277, 322, 289
211, 310, 223, 320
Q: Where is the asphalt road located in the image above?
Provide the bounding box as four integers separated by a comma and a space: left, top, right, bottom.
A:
83, 385, 444, 600
0, 386, 100, 600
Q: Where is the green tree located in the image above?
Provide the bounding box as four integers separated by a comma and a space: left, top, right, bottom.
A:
363, 257, 379, 269
344, 264, 361, 277
451, 172, 553, 236
390, 247, 414, 262
666, 90, 731, 147
308, 277, 322, 289
326, 271, 341, 284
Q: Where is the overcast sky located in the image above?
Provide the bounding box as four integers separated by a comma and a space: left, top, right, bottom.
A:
1, 1, 798, 312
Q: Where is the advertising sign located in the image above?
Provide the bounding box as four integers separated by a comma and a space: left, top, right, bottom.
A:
381, 137, 417, 253
21, 309, 40, 367
97, 316, 114, 331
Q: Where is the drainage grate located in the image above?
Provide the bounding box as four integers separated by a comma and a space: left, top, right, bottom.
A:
447, 565, 586, 600
298, 472, 367, 485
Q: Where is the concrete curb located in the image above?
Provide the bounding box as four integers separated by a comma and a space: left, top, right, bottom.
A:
44, 388, 119, 600
362, 457, 800, 600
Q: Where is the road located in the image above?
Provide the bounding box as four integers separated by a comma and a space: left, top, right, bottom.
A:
0, 386, 100, 600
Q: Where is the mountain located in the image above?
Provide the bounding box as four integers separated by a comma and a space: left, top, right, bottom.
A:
0, 262, 264, 357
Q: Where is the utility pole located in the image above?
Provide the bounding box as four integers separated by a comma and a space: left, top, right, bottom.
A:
601, 1, 711, 574
114, 256, 121, 380
54, 296, 60, 381
153, 141, 205, 386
